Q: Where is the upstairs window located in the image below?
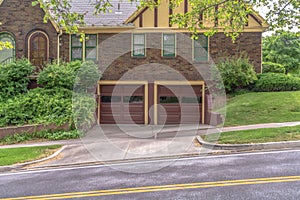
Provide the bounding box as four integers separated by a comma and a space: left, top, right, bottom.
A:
132, 34, 145, 57
71, 34, 97, 61
85, 34, 97, 61
162, 33, 176, 57
193, 35, 209, 61
0, 33, 15, 64
71, 34, 83, 61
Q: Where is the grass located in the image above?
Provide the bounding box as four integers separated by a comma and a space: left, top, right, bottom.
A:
0, 145, 61, 166
204, 125, 300, 144
224, 91, 300, 127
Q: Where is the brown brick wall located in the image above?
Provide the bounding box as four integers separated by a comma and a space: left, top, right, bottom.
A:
0, 0, 58, 61
97, 32, 262, 81
98, 33, 207, 81
60, 33, 70, 62
210, 32, 262, 73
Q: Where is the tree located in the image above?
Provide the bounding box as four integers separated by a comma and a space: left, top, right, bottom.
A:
1, 0, 299, 51
263, 31, 300, 73
31, 0, 299, 41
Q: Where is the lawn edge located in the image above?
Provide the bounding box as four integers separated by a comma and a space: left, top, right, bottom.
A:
196, 136, 300, 150
0, 146, 66, 172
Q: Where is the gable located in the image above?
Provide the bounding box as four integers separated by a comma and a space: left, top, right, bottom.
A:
125, 0, 268, 32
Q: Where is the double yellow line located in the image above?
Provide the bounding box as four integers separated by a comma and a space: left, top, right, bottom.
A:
4, 175, 300, 199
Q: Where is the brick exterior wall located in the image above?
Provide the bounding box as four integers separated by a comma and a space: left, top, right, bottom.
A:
60, 33, 70, 62
96, 32, 262, 81
0, 0, 58, 61
210, 32, 262, 73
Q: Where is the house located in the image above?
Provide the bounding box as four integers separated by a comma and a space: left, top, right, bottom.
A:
0, 0, 268, 125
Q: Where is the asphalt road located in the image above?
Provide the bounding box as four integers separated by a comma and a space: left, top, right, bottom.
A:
1, 149, 300, 199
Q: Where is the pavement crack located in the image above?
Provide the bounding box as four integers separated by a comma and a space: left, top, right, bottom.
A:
123, 142, 131, 159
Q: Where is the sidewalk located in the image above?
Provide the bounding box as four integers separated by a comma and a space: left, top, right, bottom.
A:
1, 121, 300, 170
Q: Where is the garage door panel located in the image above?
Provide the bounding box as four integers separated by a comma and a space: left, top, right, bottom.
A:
159, 115, 180, 124
100, 84, 145, 124
160, 105, 180, 113
157, 84, 203, 125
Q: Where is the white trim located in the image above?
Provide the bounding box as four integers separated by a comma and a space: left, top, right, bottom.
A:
27, 31, 50, 62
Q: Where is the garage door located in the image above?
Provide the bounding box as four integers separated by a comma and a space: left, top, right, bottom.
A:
157, 85, 202, 124
100, 84, 145, 124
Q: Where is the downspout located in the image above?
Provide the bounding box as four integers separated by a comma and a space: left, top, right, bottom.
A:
57, 29, 63, 64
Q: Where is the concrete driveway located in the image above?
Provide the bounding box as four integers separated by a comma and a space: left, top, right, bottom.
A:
33, 124, 216, 167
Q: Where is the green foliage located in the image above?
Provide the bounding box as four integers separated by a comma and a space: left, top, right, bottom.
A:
262, 62, 286, 74
37, 60, 82, 90
0, 59, 35, 99
253, 73, 300, 92
0, 88, 73, 127
0, 130, 81, 145
214, 55, 257, 93
74, 61, 101, 93
263, 31, 300, 73
31, 0, 299, 41
72, 93, 97, 132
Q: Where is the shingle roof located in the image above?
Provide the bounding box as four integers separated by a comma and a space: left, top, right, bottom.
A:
70, 0, 139, 27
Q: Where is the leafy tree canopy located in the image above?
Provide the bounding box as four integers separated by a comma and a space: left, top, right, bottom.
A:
0, 0, 298, 50
263, 31, 300, 73
31, 0, 299, 41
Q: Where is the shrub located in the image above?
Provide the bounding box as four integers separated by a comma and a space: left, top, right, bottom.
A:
262, 62, 286, 74
74, 61, 101, 93
214, 54, 257, 93
72, 93, 97, 132
0, 59, 35, 99
253, 73, 300, 92
0, 129, 82, 144
37, 60, 82, 90
0, 88, 73, 127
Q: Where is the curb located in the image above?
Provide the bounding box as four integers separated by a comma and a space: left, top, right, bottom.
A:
196, 136, 300, 150
0, 146, 66, 172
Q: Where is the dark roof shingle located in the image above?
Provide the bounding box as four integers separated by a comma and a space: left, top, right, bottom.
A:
70, 0, 139, 27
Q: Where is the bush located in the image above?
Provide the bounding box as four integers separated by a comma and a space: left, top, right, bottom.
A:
37, 60, 82, 90
72, 93, 97, 132
262, 62, 286, 74
0, 59, 35, 99
215, 54, 257, 93
0, 88, 73, 127
0, 129, 82, 145
74, 61, 101, 93
253, 73, 300, 92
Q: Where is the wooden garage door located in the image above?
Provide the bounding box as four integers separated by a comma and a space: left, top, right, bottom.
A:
157, 85, 202, 124
100, 84, 145, 124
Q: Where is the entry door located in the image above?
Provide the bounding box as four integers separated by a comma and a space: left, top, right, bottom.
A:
29, 31, 48, 68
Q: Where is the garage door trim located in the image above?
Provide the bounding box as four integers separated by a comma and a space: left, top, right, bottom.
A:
154, 81, 205, 125
98, 81, 149, 125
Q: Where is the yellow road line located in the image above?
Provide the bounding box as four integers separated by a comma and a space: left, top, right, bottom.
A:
3, 175, 300, 200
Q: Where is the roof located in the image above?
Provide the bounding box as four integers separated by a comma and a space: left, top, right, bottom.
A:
70, 0, 139, 27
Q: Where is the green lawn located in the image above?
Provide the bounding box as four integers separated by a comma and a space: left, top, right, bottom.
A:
0, 145, 61, 166
210, 125, 300, 144
224, 91, 300, 127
